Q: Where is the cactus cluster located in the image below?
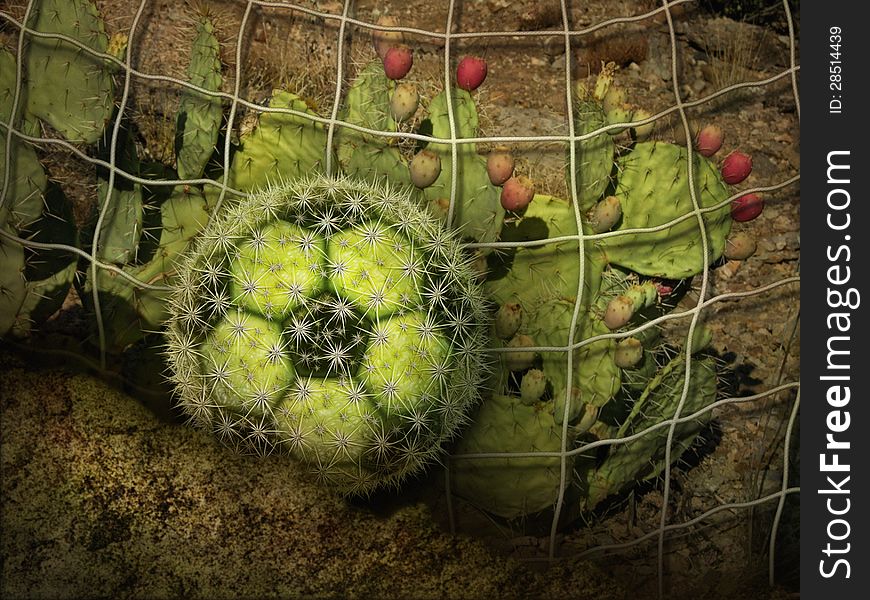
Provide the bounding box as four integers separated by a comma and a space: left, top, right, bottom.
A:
2, 5, 766, 515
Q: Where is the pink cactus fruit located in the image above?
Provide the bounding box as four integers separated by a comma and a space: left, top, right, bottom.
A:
721, 150, 752, 185
373, 16, 404, 60
500, 176, 535, 212
730, 193, 764, 222
456, 56, 488, 91
383, 45, 413, 80
486, 147, 514, 186
695, 124, 724, 157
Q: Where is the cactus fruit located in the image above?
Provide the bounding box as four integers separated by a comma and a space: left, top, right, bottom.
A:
614, 337, 644, 368
456, 56, 488, 91
724, 231, 757, 260
520, 369, 548, 405
486, 148, 515, 186
630, 108, 655, 142
696, 124, 724, 157
166, 175, 490, 493
721, 150, 753, 184
493, 302, 522, 340
500, 176, 535, 212
372, 16, 404, 60
730, 193, 764, 222
409, 150, 442, 188
504, 334, 537, 372
588, 195, 622, 233
383, 46, 413, 80
389, 83, 419, 122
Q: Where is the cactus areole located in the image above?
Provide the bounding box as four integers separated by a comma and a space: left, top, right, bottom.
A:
165, 175, 491, 494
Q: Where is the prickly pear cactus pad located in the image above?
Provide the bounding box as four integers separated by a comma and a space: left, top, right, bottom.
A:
165, 174, 490, 493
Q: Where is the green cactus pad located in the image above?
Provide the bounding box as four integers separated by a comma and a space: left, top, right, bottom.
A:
25, 0, 114, 143
585, 354, 717, 509
336, 61, 409, 187
8, 183, 78, 338
451, 394, 576, 520
568, 97, 615, 211
176, 15, 223, 181
485, 195, 616, 409
602, 141, 732, 279
224, 90, 329, 194
0, 49, 47, 232
0, 226, 27, 337
423, 89, 504, 244
90, 185, 210, 351
167, 175, 490, 494
95, 124, 143, 265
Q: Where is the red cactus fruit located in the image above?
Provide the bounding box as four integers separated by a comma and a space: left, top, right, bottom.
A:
500, 176, 535, 212
721, 150, 752, 185
730, 193, 764, 222
456, 56, 488, 91
383, 45, 413, 80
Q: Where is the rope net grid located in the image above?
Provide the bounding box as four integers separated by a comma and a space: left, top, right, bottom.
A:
0, 0, 800, 595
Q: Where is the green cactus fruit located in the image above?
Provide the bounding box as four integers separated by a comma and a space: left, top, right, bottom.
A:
723, 231, 757, 260
552, 385, 583, 426
602, 141, 733, 279
602, 281, 658, 330
422, 89, 504, 244
176, 15, 223, 181
631, 108, 655, 142
166, 174, 490, 494
568, 92, 615, 211
451, 393, 578, 520
585, 354, 717, 509
614, 337, 643, 368
588, 195, 622, 233
520, 368, 548, 405
504, 334, 536, 372
25, 0, 114, 143
336, 62, 409, 187
493, 302, 522, 340
389, 83, 419, 123
603, 90, 634, 136
221, 90, 329, 197
409, 150, 441, 188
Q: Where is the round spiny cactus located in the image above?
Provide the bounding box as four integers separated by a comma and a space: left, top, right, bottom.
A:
165, 174, 491, 494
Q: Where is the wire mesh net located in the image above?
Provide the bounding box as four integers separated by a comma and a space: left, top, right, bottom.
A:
0, 0, 800, 595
